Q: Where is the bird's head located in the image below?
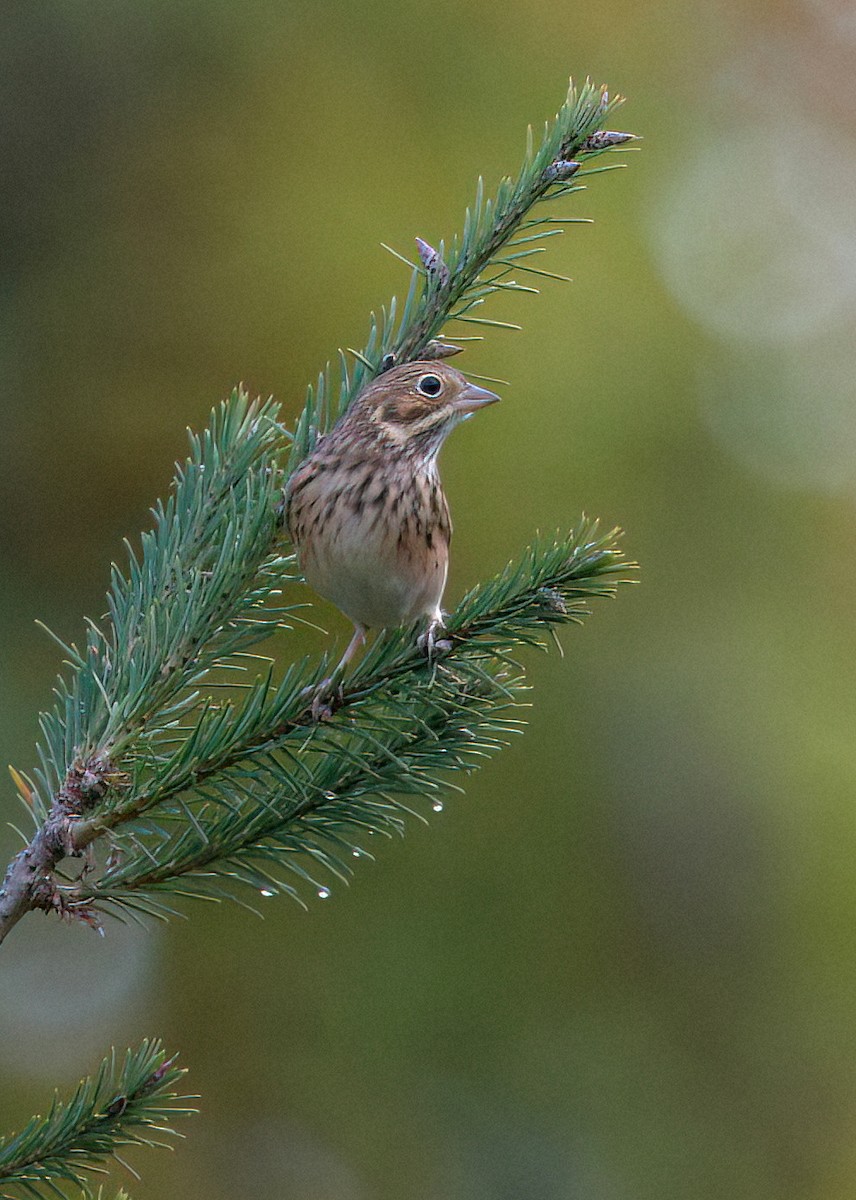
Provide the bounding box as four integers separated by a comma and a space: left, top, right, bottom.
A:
351, 360, 500, 457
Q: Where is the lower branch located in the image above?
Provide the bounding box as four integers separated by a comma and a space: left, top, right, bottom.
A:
0, 1039, 192, 1196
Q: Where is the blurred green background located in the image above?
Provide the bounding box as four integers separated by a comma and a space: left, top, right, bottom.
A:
3, 2, 856, 1198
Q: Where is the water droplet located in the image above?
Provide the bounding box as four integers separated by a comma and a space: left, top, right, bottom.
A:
317, 887, 330, 899
352, 849, 362, 858
323, 790, 336, 800
260, 888, 275, 898
432, 800, 444, 813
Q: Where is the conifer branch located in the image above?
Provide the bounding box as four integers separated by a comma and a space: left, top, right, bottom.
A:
0, 1040, 193, 1199
0, 76, 636, 943
73, 522, 629, 916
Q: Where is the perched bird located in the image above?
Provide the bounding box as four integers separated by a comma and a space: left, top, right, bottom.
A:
284, 359, 499, 690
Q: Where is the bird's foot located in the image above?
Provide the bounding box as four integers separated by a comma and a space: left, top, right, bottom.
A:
418, 618, 453, 662
299, 625, 366, 722
301, 677, 344, 722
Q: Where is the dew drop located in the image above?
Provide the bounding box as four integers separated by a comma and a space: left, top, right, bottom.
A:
260, 888, 275, 898
432, 800, 444, 813
317, 887, 330, 899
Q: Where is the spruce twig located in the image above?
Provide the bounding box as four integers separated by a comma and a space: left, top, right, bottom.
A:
0, 1040, 193, 1199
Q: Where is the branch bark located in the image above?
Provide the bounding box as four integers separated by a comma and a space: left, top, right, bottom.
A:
0, 756, 118, 942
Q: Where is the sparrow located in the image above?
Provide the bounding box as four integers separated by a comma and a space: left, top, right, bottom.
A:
284, 359, 499, 690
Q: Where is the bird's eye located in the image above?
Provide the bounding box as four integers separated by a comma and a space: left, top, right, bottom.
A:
416, 373, 443, 398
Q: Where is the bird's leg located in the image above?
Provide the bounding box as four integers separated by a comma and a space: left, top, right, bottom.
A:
335, 623, 368, 675
308, 623, 366, 721
417, 613, 453, 662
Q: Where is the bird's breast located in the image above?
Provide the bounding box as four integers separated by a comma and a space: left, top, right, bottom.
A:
287, 457, 451, 629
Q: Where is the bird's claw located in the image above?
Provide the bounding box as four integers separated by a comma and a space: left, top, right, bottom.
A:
418, 619, 452, 662
301, 677, 344, 722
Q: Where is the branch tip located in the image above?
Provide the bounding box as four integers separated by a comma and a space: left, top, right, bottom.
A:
544, 160, 581, 184
415, 237, 450, 286
422, 339, 464, 360
582, 130, 638, 152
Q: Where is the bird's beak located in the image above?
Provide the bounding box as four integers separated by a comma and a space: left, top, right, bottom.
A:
453, 381, 501, 415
